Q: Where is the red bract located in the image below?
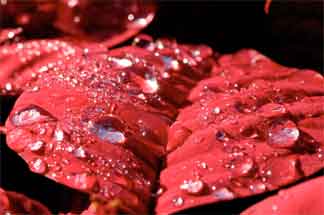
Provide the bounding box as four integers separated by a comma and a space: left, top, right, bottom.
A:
4, 38, 214, 214
156, 50, 324, 214
242, 176, 324, 215
0, 188, 51, 215
0, 38, 79, 95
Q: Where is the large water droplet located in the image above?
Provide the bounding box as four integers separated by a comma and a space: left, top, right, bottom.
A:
11, 106, 54, 126
90, 116, 126, 144
180, 179, 205, 195
268, 120, 299, 148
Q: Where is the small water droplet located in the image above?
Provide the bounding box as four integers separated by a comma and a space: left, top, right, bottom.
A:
216, 131, 229, 142
180, 179, 205, 195
54, 129, 64, 141
74, 146, 87, 159
212, 107, 221, 114
30, 158, 47, 174
29, 140, 45, 153
172, 196, 184, 207
231, 157, 255, 177
156, 187, 165, 196
199, 162, 208, 169
249, 182, 266, 193
4, 83, 12, 91
70, 173, 97, 191
143, 76, 159, 93
272, 204, 278, 211
112, 58, 133, 68
268, 120, 299, 148
132, 34, 153, 49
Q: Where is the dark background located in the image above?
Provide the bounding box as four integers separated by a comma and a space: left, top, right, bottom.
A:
145, 1, 323, 73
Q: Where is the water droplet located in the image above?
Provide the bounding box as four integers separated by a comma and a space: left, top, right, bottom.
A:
212, 107, 221, 114
249, 182, 266, 193
90, 116, 126, 144
31, 86, 40, 92
162, 56, 179, 70
111, 58, 133, 68
128, 13, 135, 21
231, 157, 255, 177
143, 76, 159, 94
213, 187, 235, 200
268, 120, 299, 148
180, 179, 205, 195
74, 146, 87, 159
172, 197, 184, 207
54, 129, 64, 141
156, 187, 165, 196
30, 158, 47, 174
216, 131, 229, 142
67, 0, 78, 8
29, 140, 45, 153
4, 83, 12, 91
70, 173, 97, 191
199, 162, 208, 169
12, 106, 54, 126
272, 204, 278, 211
132, 34, 153, 49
